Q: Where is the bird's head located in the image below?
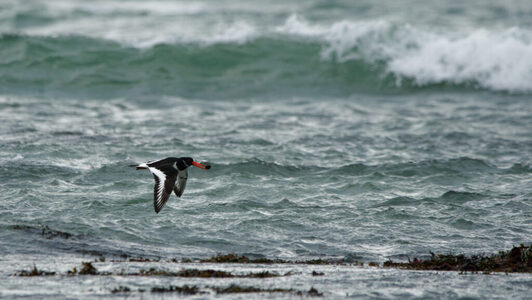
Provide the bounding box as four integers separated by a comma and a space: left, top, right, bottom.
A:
183, 157, 210, 170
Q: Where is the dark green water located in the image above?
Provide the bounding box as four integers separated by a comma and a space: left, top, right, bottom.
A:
1, 1, 531, 299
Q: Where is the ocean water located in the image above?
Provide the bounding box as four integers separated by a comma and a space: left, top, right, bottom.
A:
1, 0, 531, 299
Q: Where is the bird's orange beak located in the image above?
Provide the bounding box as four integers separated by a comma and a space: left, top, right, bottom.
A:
192, 161, 210, 170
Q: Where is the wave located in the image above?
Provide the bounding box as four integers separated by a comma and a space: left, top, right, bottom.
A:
1, 14, 532, 96
332, 157, 492, 177
0, 33, 389, 98
5, 224, 163, 258
372, 191, 486, 208
2, 156, 528, 187
198, 157, 530, 180
277, 15, 532, 93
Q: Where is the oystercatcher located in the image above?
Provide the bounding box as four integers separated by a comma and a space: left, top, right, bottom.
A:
130, 157, 210, 213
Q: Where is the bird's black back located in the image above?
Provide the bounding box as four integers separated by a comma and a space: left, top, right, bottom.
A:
147, 157, 193, 171
147, 157, 179, 168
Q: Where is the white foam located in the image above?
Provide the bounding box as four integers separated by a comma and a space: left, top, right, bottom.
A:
277, 15, 532, 92
275, 14, 327, 37
276, 14, 398, 61
204, 21, 256, 45
11, 0, 256, 48
22, 15, 256, 48
387, 28, 532, 92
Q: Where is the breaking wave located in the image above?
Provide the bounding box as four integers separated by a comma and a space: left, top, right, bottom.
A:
2, 12, 532, 95
277, 15, 532, 93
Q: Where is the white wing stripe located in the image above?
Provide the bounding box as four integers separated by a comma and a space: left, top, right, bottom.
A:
149, 167, 166, 203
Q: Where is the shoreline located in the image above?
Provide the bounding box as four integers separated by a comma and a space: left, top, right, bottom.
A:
9, 245, 530, 296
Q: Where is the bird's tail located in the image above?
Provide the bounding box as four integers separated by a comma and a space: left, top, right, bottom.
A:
129, 164, 148, 170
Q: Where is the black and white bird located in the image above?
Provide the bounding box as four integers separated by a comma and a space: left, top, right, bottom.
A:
130, 157, 210, 213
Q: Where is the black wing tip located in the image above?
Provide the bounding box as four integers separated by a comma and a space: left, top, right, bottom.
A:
129, 164, 148, 170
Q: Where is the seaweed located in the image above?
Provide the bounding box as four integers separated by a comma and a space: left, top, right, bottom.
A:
91, 252, 349, 265
16, 265, 55, 276
308, 287, 324, 297
83, 250, 107, 257
109, 284, 318, 296
147, 284, 321, 296
107, 256, 163, 263
139, 268, 233, 277
213, 284, 294, 294
245, 270, 282, 278
383, 245, 532, 273
66, 262, 110, 275
110, 286, 131, 294
78, 262, 98, 275
10, 224, 72, 239
297, 287, 324, 297
58, 264, 285, 278
134, 268, 282, 278
15, 245, 531, 280
200, 253, 347, 265
179, 269, 233, 278
200, 253, 272, 263
296, 258, 346, 265
151, 285, 204, 295
40, 225, 72, 239
129, 257, 159, 262
11, 225, 32, 230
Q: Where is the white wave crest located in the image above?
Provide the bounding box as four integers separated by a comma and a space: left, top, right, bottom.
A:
9, 0, 257, 48
387, 28, 532, 92
277, 15, 532, 92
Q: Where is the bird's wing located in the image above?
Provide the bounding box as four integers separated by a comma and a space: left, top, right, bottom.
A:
149, 167, 178, 213
147, 157, 177, 167
173, 169, 188, 197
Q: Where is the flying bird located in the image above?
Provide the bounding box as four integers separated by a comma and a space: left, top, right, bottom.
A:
130, 157, 210, 213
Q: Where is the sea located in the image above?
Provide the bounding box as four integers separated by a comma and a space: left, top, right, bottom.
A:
0, 0, 531, 299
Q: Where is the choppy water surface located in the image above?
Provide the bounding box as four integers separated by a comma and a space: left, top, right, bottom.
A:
0, 0, 531, 299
